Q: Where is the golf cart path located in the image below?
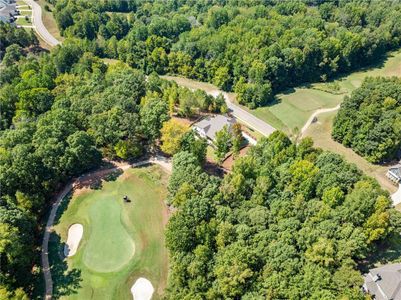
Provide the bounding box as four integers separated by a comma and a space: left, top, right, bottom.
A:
23, 0, 60, 47
301, 104, 341, 135
42, 156, 171, 300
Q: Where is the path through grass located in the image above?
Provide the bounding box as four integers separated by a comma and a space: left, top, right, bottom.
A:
253, 50, 401, 134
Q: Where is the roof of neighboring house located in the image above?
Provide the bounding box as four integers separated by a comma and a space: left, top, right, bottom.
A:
0, 0, 16, 22
363, 263, 401, 300
389, 165, 401, 179
194, 115, 235, 141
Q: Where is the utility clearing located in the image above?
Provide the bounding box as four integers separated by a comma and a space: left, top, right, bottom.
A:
64, 224, 83, 257
131, 278, 154, 300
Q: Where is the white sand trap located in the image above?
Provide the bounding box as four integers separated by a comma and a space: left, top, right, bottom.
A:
131, 278, 154, 300
64, 224, 83, 257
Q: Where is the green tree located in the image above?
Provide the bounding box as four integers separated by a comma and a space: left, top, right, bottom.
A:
214, 125, 231, 163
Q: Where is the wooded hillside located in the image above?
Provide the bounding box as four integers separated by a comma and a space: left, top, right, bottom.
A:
50, 0, 401, 107
165, 132, 401, 299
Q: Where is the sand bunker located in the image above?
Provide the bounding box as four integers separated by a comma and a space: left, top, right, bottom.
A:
64, 224, 83, 257
131, 278, 154, 300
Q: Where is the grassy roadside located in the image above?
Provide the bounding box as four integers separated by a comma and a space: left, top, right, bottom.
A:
34, 0, 64, 42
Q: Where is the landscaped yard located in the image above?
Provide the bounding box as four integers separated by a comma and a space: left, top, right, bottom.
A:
49, 165, 169, 300
16, 16, 31, 26
19, 9, 32, 16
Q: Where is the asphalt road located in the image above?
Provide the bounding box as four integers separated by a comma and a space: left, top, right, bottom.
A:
212, 91, 276, 137
163, 76, 276, 137
24, 0, 60, 47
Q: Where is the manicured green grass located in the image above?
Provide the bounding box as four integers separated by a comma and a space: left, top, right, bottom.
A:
50, 165, 169, 300
16, 17, 31, 26
251, 50, 401, 133
19, 10, 32, 16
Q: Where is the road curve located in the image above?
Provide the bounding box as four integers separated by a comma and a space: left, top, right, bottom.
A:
300, 104, 341, 136
23, 0, 60, 47
41, 156, 171, 300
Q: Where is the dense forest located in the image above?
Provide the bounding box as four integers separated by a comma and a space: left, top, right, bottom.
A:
2, 0, 401, 298
48, 0, 401, 107
0, 23, 224, 298
332, 77, 401, 163
165, 132, 401, 299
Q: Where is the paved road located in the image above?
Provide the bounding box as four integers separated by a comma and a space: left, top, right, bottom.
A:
300, 104, 341, 135
23, 0, 60, 47
163, 76, 276, 137
41, 156, 171, 300
220, 91, 276, 137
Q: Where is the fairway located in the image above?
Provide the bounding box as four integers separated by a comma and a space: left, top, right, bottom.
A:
49, 165, 169, 300
252, 50, 401, 134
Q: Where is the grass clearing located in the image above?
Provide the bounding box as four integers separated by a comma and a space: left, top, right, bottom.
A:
304, 110, 397, 194
50, 165, 169, 300
252, 50, 401, 133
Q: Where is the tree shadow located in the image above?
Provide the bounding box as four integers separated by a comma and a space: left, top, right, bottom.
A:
53, 192, 73, 226
360, 233, 401, 273
48, 232, 82, 299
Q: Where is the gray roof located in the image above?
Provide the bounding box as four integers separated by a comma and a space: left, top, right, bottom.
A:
389, 165, 401, 179
194, 115, 235, 141
0, 0, 16, 21
363, 263, 401, 300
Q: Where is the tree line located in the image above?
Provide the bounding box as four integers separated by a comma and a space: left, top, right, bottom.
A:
165, 132, 401, 299
333, 77, 401, 163
49, 0, 401, 107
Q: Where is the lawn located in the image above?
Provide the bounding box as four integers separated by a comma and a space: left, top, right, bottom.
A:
16, 16, 31, 26
19, 9, 32, 16
49, 165, 169, 300
303, 110, 398, 195
252, 50, 401, 133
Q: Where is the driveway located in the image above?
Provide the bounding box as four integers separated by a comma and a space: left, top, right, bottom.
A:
392, 184, 401, 206
162, 76, 276, 137
23, 0, 60, 47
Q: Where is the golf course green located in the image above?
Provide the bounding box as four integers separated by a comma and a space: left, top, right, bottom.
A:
49, 164, 169, 300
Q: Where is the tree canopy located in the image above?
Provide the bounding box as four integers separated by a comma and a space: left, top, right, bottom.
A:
50, 0, 401, 107
165, 132, 401, 299
333, 77, 401, 163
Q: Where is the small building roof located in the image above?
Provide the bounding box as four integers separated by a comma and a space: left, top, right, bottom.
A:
389, 165, 401, 179
0, 0, 16, 22
363, 263, 401, 300
194, 115, 235, 141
